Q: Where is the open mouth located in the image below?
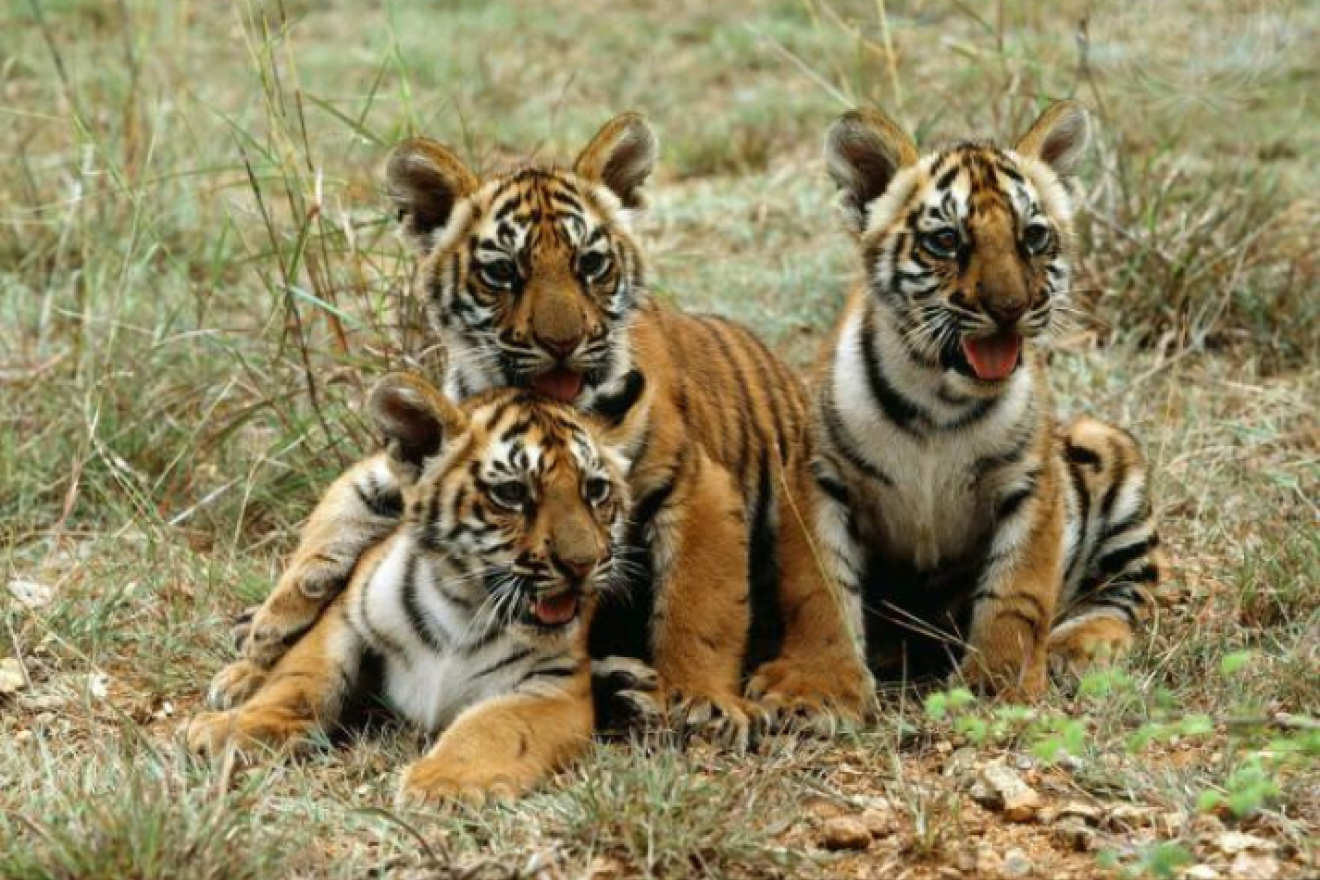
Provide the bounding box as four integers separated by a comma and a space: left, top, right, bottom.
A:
530, 367, 585, 403
528, 590, 580, 627
958, 332, 1023, 382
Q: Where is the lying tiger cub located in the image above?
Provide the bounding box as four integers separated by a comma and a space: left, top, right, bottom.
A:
187, 373, 628, 803
812, 102, 1167, 697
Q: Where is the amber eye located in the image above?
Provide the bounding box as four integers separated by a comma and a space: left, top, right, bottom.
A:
1023, 223, 1052, 255
490, 481, 528, 509
920, 229, 960, 259
584, 477, 612, 505
478, 259, 518, 289
578, 251, 611, 280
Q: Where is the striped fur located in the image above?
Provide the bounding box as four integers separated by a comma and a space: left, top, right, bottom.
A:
189, 375, 628, 803
209, 114, 870, 744
812, 103, 1166, 696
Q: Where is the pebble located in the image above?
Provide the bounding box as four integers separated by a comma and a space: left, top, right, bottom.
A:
819, 816, 872, 851
969, 761, 1042, 822
1002, 847, 1032, 878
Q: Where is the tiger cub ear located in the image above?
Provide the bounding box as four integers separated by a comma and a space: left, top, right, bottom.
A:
386, 138, 480, 250
1015, 101, 1090, 177
574, 112, 658, 209
369, 373, 469, 471
825, 107, 919, 234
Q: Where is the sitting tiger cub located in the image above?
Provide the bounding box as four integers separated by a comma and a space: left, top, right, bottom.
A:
811, 102, 1166, 697
187, 373, 629, 803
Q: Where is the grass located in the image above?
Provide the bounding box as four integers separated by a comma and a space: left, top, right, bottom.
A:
1, 0, 1316, 877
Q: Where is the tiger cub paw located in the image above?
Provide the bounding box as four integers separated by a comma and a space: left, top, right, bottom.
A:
207, 659, 269, 710
668, 689, 766, 752
185, 710, 245, 756
955, 654, 1048, 702
1048, 616, 1134, 678
395, 756, 526, 809
592, 656, 663, 736
745, 659, 871, 737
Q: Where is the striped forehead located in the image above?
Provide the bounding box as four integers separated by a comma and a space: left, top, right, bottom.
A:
914, 146, 1039, 223
471, 401, 598, 478
473, 171, 597, 254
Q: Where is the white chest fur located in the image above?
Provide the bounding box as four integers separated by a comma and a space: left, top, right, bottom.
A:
345, 537, 575, 732
830, 312, 1038, 570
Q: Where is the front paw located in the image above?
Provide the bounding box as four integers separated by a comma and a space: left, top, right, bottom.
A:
207, 659, 268, 710
185, 710, 242, 756
396, 757, 527, 808
668, 689, 766, 752
1047, 616, 1134, 679
592, 656, 663, 735
956, 653, 1046, 701
746, 659, 872, 737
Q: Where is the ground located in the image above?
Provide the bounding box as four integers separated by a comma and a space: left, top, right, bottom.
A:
0, 0, 1315, 878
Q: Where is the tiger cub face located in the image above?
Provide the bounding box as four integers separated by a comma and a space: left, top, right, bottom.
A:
370, 374, 630, 633
825, 102, 1090, 396
386, 114, 658, 407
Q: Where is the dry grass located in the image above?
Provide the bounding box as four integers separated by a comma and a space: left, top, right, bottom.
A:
1, 0, 1315, 877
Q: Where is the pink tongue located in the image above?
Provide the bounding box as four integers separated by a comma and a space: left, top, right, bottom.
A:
532, 593, 579, 626
962, 334, 1022, 381
530, 368, 585, 403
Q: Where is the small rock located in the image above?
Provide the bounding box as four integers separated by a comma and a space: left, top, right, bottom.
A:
859, 806, 897, 837
1002, 847, 1032, 878
975, 844, 1002, 876
1229, 852, 1280, 880
819, 816, 872, 851
88, 672, 110, 700
944, 746, 978, 779
1044, 800, 1103, 825
0, 658, 26, 695
1053, 817, 1097, 852
1184, 866, 1221, 880
8, 578, 53, 609
1105, 803, 1159, 830
1217, 831, 1277, 855
970, 761, 1042, 821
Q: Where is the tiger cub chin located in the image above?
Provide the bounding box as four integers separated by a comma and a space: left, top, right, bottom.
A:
188, 373, 629, 804
812, 102, 1166, 698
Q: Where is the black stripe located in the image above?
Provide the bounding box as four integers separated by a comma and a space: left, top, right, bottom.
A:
520, 657, 580, 684
1093, 539, 1153, 580
820, 390, 894, 486
1065, 441, 1102, 467
400, 554, 447, 653
356, 560, 408, 660
811, 460, 850, 507
860, 307, 925, 433
588, 369, 646, 427
473, 646, 535, 681
995, 473, 1038, 524
744, 452, 784, 676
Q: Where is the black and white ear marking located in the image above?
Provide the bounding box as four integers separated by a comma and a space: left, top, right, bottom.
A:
824, 107, 919, 234
386, 138, 480, 251
573, 112, 658, 209
1015, 101, 1091, 178
368, 373, 468, 470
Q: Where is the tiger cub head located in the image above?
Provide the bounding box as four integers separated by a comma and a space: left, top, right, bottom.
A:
370, 373, 629, 631
387, 114, 658, 407
825, 102, 1090, 391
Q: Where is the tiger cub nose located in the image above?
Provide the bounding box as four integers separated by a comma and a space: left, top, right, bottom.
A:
986, 296, 1028, 327
536, 332, 581, 358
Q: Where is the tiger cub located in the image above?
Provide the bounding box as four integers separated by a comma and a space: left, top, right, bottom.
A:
209, 113, 871, 743
811, 102, 1166, 697
188, 374, 629, 802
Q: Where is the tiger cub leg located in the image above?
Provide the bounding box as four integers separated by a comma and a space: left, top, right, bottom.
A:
398, 672, 594, 806
959, 467, 1066, 700
746, 464, 874, 733
209, 454, 401, 709
651, 453, 762, 749
1049, 418, 1165, 675
188, 594, 364, 755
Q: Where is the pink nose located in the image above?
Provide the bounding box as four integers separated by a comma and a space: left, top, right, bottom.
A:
555, 555, 596, 582
537, 333, 580, 358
